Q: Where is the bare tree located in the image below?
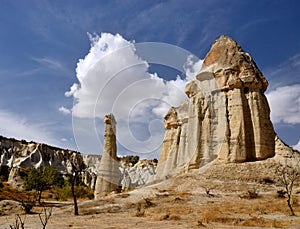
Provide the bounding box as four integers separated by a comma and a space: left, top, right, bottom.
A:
9, 214, 25, 229
276, 154, 300, 216
38, 206, 52, 229
67, 155, 86, 216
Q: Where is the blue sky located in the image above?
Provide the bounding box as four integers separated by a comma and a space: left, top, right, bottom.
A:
0, 0, 299, 157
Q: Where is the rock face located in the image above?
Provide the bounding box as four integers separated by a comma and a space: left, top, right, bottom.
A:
120, 159, 157, 189
82, 154, 101, 190
0, 135, 156, 190
156, 35, 275, 180
94, 114, 120, 198
0, 136, 84, 188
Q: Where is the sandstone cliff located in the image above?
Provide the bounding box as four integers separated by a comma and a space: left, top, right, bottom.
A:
156, 35, 276, 180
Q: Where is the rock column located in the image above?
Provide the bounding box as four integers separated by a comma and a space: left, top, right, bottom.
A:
94, 114, 120, 199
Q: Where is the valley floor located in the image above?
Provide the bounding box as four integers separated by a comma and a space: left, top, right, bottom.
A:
2, 157, 300, 228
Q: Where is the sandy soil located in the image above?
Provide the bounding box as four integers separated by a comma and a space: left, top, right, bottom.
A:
2, 157, 300, 228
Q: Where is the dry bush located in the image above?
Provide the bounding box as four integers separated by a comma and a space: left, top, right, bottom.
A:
38, 206, 52, 229
159, 213, 181, 221
135, 202, 145, 217
276, 155, 300, 216
20, 194, 36, 214
239, 188, 259, 199
143, 197, 155, 208
276, 189, 287, 198
9, 214, 26, 229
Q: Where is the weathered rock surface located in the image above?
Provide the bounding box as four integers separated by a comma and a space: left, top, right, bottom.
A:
0, 136, 84, 188
120, 159, 157, 189
0, 135, 156, 190
82, 154, 101, 190
94, 114, 120, 198
156, 35, 276, 180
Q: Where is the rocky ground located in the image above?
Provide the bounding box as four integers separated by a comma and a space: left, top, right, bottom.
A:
1, 155, 300, 229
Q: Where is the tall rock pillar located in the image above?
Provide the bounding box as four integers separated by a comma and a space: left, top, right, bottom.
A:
156, 35, 276, 180
94, 114, 120, 199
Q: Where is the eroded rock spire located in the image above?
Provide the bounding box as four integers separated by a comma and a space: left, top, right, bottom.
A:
94, 114, 120, 198
156, 35, 275, 180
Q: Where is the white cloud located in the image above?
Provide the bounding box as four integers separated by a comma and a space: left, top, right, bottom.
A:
65, 32, 203, 154
68, 33, 202, 120
294, 140, 300, 151
184, 55, 203, 81
0, 110, 59, 146
65, 84, 79, 97
59, 106, 71, 115
266, 84, 300, 124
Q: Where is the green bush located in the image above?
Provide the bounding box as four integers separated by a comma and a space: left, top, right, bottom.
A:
24, 166, 64, 203
123, 155, 139, 166
51, 181, 93, 200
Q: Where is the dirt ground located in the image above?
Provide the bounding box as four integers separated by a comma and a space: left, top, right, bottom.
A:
2, 157, 300, 228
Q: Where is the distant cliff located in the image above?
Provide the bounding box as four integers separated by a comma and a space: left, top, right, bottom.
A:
0, 135, 156, 189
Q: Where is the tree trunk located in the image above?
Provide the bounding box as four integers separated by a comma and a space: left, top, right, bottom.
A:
287, 197, 295, 216
38, 190, 42, 205
71, 175, 79, 216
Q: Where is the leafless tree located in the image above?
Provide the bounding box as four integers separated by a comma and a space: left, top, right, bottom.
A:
9, 214, 25, 229
276, 154, 300, 216
38, 206, 52, 229
67, 156, 86, 216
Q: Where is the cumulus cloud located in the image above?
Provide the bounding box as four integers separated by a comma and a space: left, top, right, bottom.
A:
294, 140, 300, 151
65, 32, 202, 155
0, 110, 59, 146
65, 83, 79, 97
266, 84, 300, 124
59, 106, 71, 115
66, 32, 203, 120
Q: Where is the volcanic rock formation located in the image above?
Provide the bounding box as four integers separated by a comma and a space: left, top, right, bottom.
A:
156, 35, 276, 180
0, 136, 84, 188
94, 114, 120, 198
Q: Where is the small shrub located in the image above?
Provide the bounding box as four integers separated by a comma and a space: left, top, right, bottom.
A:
239, 188, 259, 199
143, 197, 155, 208
87, 193, 94, 200
135, 203, 145, 217
20, 195, 35, 214
277, 190, 286, 198
160, 213, 170, 220
123, 155, 139, 166
262, 177, 274, 184
21, 200, 35, 214
248, 189, 259, 199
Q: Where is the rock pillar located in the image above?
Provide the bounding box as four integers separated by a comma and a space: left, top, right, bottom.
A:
94, 114, 120, 198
